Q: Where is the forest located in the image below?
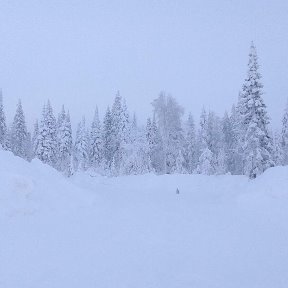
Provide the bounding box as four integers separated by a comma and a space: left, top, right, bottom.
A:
0, 43, 287, 179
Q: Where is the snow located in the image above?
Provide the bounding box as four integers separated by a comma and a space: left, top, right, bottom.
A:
1, 150, 288, 287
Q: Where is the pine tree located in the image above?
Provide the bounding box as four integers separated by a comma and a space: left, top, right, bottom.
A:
281, 99, 288, 165
121, 99, 131, 144
10, 100, 29, 159
130, 113, 138, 144
32, 119, 39, 158
239, 43, 274, 178
196, 148, 214, 175
73, 117, 89, 171
215, 148, 227, 175
57, 105, 66, 130
184, 113, 197, 173
0, 90, 7, 149
36, 100, 58, 167
25, 132, 33, 161
89, 107, 102, 170
197, 107, 208, 152
174, 150, 187, 174
205, 110, 223, 172
102, 107, 114, 172
110, 92, 125, 173
273, 131, 283, 166
229, 104, 243, 174
222, 111, 235, 173
122, 128, 150, 175
195, 108, 217, 174
57, 110, 73, 175
146, 114, 164, 173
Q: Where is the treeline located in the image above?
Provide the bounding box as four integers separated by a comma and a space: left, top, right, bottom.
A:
0, 43, 287, 179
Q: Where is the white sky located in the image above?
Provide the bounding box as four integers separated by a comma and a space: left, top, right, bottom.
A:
1, 0, 288, 129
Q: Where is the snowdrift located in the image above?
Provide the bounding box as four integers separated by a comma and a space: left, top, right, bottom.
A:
1, 150, 288, 288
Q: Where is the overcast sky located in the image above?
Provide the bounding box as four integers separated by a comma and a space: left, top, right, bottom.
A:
1, 0, 288, 129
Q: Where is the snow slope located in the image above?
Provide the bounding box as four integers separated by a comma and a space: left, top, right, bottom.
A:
1, 150, 288, 288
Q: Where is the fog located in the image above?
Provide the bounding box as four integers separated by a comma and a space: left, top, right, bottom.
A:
1, 0, 288, 129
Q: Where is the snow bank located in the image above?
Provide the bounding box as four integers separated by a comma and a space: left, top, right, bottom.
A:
1, 151, 288, 288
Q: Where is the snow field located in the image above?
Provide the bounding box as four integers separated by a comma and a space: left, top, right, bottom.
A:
1, 151, 288, 288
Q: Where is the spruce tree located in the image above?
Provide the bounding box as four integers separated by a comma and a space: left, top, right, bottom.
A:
73, 117, 89, 171
0, 90, 7, 149
196, 147, 214, 175
57, 110, 73, 175
239, 43, 274, 178
32, 119, 39, 158
102, 107, 114, 172
146, 114, 164, 173
10, 100, 29, 159
273, 131, 284, 166
184, 113, 197, 173
89, 107, 102, 169
281, 99, 288, 165
36, 101, 57, 167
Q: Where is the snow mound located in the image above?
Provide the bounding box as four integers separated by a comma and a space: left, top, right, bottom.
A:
1, 151, 288, 288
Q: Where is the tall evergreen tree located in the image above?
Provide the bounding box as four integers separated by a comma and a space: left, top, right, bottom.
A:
196, 147, 214, 175
281, 99, 288, 165
73, 117, 89, 171
146, 115, 164, 173
184, 113, 197, 173
89, 107, 102, 169
36, 100, 58, 166
10, 100, 28, 159
0, 90, 7, 149
57, 110, 73, 175
273, 131, 284, 166
238, 43, 274, 178
102, 107, 114, 171
110, 92, 124, 173
32, 119, 39, 158
197, 107, 209, 152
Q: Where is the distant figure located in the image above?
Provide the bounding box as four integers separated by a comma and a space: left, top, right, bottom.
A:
176, 188, 180, 194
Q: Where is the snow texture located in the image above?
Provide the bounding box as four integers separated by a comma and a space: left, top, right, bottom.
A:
1, 150, 288, 288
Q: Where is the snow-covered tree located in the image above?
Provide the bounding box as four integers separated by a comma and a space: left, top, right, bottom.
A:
196, 108, 221, 174
207, 111, 222, 154
174, 150, 187, 174
183, 113, 197, 173
281, 99, 288, 165
32, 119, 39, 158
122, 127, 150, 175
36, 100, 58, 167
25, 132, 33, 161
222, 110, 238, 174
196, 148, 214, 175
152, 92, 184, 174
10, 100, 29, 159
146, 115, 164, 173
0, 90, 7, 149
215, 148, 227, 175
238, 43, 274, 178
89, 107, 102, 170
228, 104, 244, 174
121, 99, 131, 144
109, 92, 132, 174
73, 117, 89, 171
197, 107, 209, 152
102, 107, 114, 172
57, 110, 73, 175
273, 131, 283, 166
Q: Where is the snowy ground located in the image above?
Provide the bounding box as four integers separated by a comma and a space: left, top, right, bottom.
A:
1, 151, 288, 288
